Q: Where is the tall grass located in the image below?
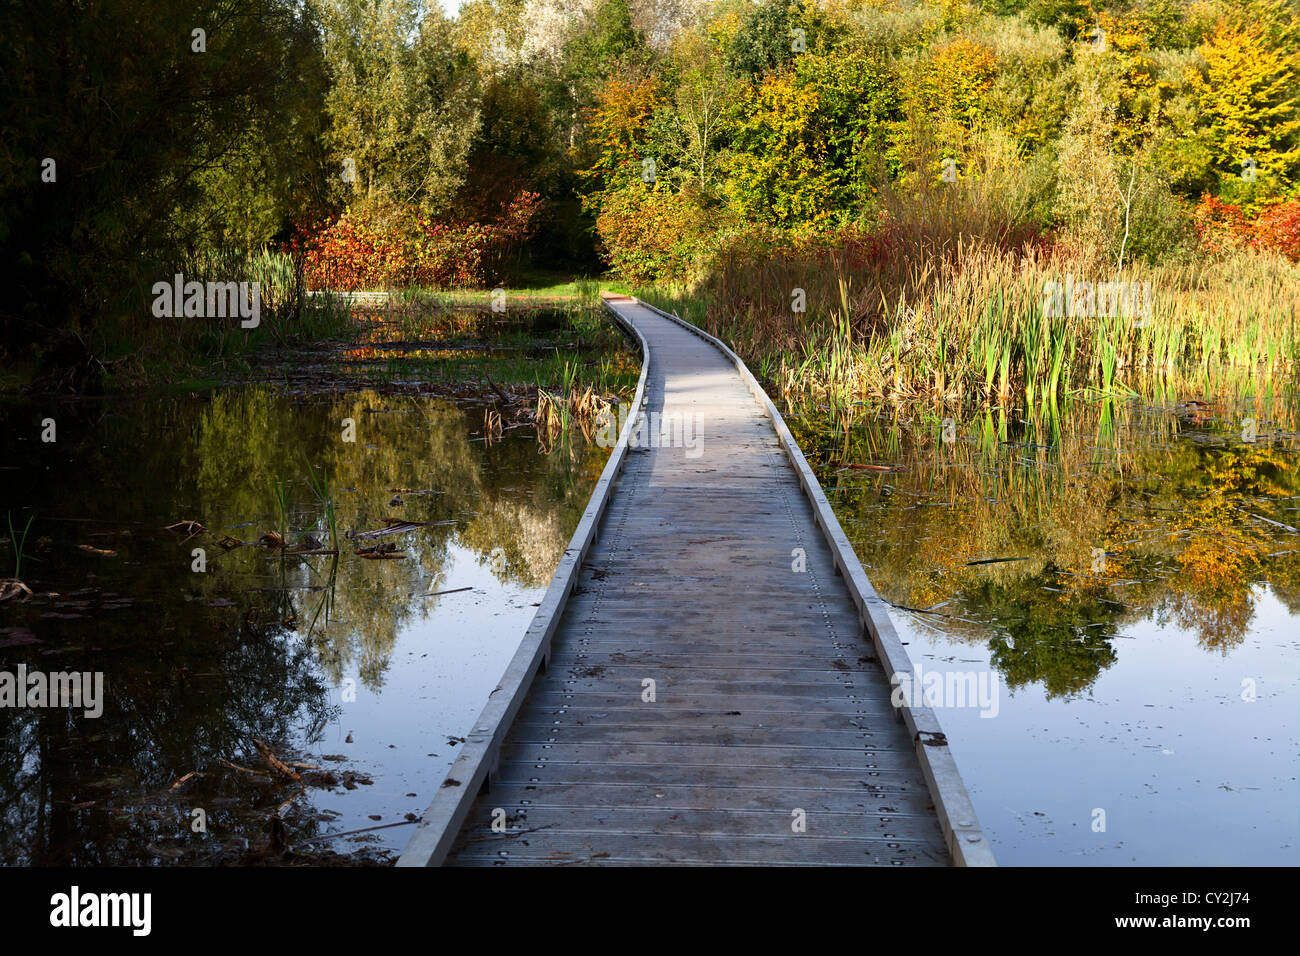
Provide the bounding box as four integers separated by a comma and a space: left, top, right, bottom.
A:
101, 247, 354, 388
638, 237, 1300, 411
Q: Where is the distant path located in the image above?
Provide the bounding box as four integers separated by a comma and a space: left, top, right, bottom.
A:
398, 294, 993, 866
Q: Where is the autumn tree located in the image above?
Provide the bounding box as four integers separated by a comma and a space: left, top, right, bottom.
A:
725, 51, 898, 229
1187, 15, 1300, 206
580, 77, 666, 203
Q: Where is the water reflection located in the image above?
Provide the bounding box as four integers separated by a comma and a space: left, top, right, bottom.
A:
793, 394, 1300, 864
0, 384, 609, 864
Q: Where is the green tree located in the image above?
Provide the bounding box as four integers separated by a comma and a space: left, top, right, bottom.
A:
654, 27, 738, 194
0, 0, 325, 366
726, 0, 835, 79
725, 50, 898, 229
320, 0, 480, 216
458, 69, 562, 220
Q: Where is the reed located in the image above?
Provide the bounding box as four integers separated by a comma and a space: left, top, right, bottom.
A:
6, 512, 34, 579
636, 237, 1300, 410
303, 460, 339, 550
270, 475, 292, 540
102, 246, 353, 388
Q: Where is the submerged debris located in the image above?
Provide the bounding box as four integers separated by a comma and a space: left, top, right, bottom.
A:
164, 519, 206, 541
76, 544, 117, 556
0, 579, 32, 603
355, 542, 406, 559
253, 738, 302, 781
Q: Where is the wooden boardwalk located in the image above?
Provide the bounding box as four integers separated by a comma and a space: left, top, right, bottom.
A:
398, 294, 993, 867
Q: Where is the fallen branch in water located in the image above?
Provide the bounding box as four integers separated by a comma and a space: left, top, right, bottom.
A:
297, 819, 418, 843
1239, 508, 1299, 534
165, 520, 206, 542
253, 738, 302, 780
0, 580, 32, 603
425, 586, 473, 597
274, 791, 305, 818
484, 371, 512, 406
169, 771, 201, 791
218, 757, 272, 778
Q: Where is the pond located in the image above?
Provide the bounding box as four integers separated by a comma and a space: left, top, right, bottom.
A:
789, 393, 1300, 865
0, 305, 631, 865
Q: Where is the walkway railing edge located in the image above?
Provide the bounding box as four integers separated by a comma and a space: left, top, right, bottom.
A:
628, 295, 996, 868
395, 293, 651, 867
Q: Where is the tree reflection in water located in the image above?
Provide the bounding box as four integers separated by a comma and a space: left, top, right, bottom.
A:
0, 383, 608, 863
792, 393, 1300, 696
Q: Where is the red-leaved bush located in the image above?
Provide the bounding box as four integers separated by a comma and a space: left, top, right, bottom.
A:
1192, 195, 1252, 254
291, 212, 406, 291
295, 191, 544, 290
1254, 201, 1300, 261
1193, 194, 1300, 261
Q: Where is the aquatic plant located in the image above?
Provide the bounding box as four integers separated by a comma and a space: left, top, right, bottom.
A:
303, 460, 338, 551
6, 512, 34, 579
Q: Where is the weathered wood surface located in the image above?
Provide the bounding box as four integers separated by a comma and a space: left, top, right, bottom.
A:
399, 294, 993, 867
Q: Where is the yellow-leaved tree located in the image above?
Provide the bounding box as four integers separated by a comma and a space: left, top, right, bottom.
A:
579, 77, 665, 207
1188, 16, 1300, 204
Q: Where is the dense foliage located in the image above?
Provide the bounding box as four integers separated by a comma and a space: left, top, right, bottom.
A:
4, 0, 1300, 377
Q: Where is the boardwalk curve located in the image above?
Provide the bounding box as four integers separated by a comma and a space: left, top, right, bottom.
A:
397, 294, 994, 867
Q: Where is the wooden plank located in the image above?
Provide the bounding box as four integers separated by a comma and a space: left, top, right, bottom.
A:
491, 741, 930, 772
463, 781, 940, 814
446, 832, 947, 866
534, 678, 893, 699
512, 703, 904, 728
489, 760, 935, 791
518, 691, 896, 715
453, 807, 945, 843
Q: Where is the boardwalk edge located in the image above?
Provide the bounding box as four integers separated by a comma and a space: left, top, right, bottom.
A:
396, 294, 651, 867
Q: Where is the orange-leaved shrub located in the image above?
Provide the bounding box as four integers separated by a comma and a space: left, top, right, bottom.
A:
1193, 194, 1300, 261
296, 191, 544, 290
594, 184, 727, 284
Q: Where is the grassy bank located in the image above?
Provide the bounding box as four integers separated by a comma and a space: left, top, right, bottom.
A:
4, 257, 612, 395
12, 249, 355, 394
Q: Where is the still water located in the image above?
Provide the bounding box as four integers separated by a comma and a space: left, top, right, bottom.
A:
793, 395, 1300, 864
0, 329, 619, 864
6, 310, 1297, 866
